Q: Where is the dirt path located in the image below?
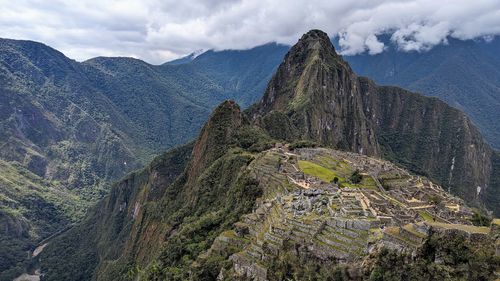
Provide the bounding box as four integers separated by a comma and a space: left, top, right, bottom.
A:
13, 271, 40, 281
32, 243, 48, 258
13, 225, 72, 281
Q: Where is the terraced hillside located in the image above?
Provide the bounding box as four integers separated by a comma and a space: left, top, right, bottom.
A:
210, 146, 498, 280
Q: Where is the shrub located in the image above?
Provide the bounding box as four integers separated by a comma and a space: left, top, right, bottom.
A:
350, 170, 362, 184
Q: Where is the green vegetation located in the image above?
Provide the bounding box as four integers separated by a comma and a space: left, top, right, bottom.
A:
367, 231, 499, 281
0, 160, 87, 280
332, 177, 339, 184
289, 140, 318, 150
297, 154, 378, 190
298, 160, 336, 182
427, 222, 490, 234
418, 211, 435, 222
236, 125, 275, 153
471, 210, 492, 227
350, 170, 362, 184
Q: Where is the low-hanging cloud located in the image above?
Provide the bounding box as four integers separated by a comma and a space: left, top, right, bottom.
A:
1, 0, 499, 64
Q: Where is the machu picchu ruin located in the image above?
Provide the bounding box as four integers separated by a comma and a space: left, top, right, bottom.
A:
211, 145, 500, 280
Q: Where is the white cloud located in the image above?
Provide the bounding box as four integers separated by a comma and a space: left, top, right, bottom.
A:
0, 0, 499, 63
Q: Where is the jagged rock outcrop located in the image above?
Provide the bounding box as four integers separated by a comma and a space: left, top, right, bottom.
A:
253, 30, 379, 156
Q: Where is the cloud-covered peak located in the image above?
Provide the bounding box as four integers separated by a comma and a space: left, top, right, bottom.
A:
1, 0, 499, 63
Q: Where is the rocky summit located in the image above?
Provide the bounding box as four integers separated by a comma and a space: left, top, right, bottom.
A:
34, 30, 500, 281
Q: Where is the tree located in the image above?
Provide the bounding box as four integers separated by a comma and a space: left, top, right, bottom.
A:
350, 170, 362, 184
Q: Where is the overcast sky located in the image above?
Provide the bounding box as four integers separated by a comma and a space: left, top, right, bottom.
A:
1, 0, 500, 64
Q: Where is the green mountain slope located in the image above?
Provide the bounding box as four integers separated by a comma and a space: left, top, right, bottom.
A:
0, 38, 287, 278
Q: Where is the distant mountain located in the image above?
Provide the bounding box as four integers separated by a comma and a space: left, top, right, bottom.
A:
186, 43, 290, 106
164, 51, 201, 65
38, 30, 499, 281
345, 37, 500, 150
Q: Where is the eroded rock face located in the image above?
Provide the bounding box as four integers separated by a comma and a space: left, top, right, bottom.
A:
359, 78, 492, 203
255, 30, 379, 156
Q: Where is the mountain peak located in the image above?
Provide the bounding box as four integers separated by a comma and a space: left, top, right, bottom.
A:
289, 29, 342, 64
254, 29, 378, 155
187, 100, 243, 182
299, 29, 331, 45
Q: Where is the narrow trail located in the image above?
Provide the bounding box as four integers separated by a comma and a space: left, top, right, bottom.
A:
13, 225, 73, 281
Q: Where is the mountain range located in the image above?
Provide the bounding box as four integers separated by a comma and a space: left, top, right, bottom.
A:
31, 30, 500, 281
0, 30, 499, 280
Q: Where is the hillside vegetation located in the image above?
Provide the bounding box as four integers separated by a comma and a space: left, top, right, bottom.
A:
0, 38, 287, 279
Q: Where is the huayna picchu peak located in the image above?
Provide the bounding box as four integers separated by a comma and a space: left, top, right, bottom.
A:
254, 29, 379, 156
31, 29, 500, 281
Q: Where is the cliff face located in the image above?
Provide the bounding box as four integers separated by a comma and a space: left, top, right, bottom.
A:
252, 29, 494, 210
254, 30, 379, 155
40, 101, 262, 280
358, 78, 492, 201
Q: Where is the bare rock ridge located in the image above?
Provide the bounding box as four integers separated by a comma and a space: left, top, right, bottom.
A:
252, 29, 495, 211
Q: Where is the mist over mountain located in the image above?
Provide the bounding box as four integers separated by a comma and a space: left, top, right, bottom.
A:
1, 12, 499, 280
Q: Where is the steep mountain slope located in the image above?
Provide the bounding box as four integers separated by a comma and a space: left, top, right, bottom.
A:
0, 39, 286, 278
40, 101, 267, 280
345, 38, 500, 149
251, 31, 379, 155
38, 30, 499, 281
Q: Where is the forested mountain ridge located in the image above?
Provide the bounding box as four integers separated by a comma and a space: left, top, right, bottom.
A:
0, 38, 286, 279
